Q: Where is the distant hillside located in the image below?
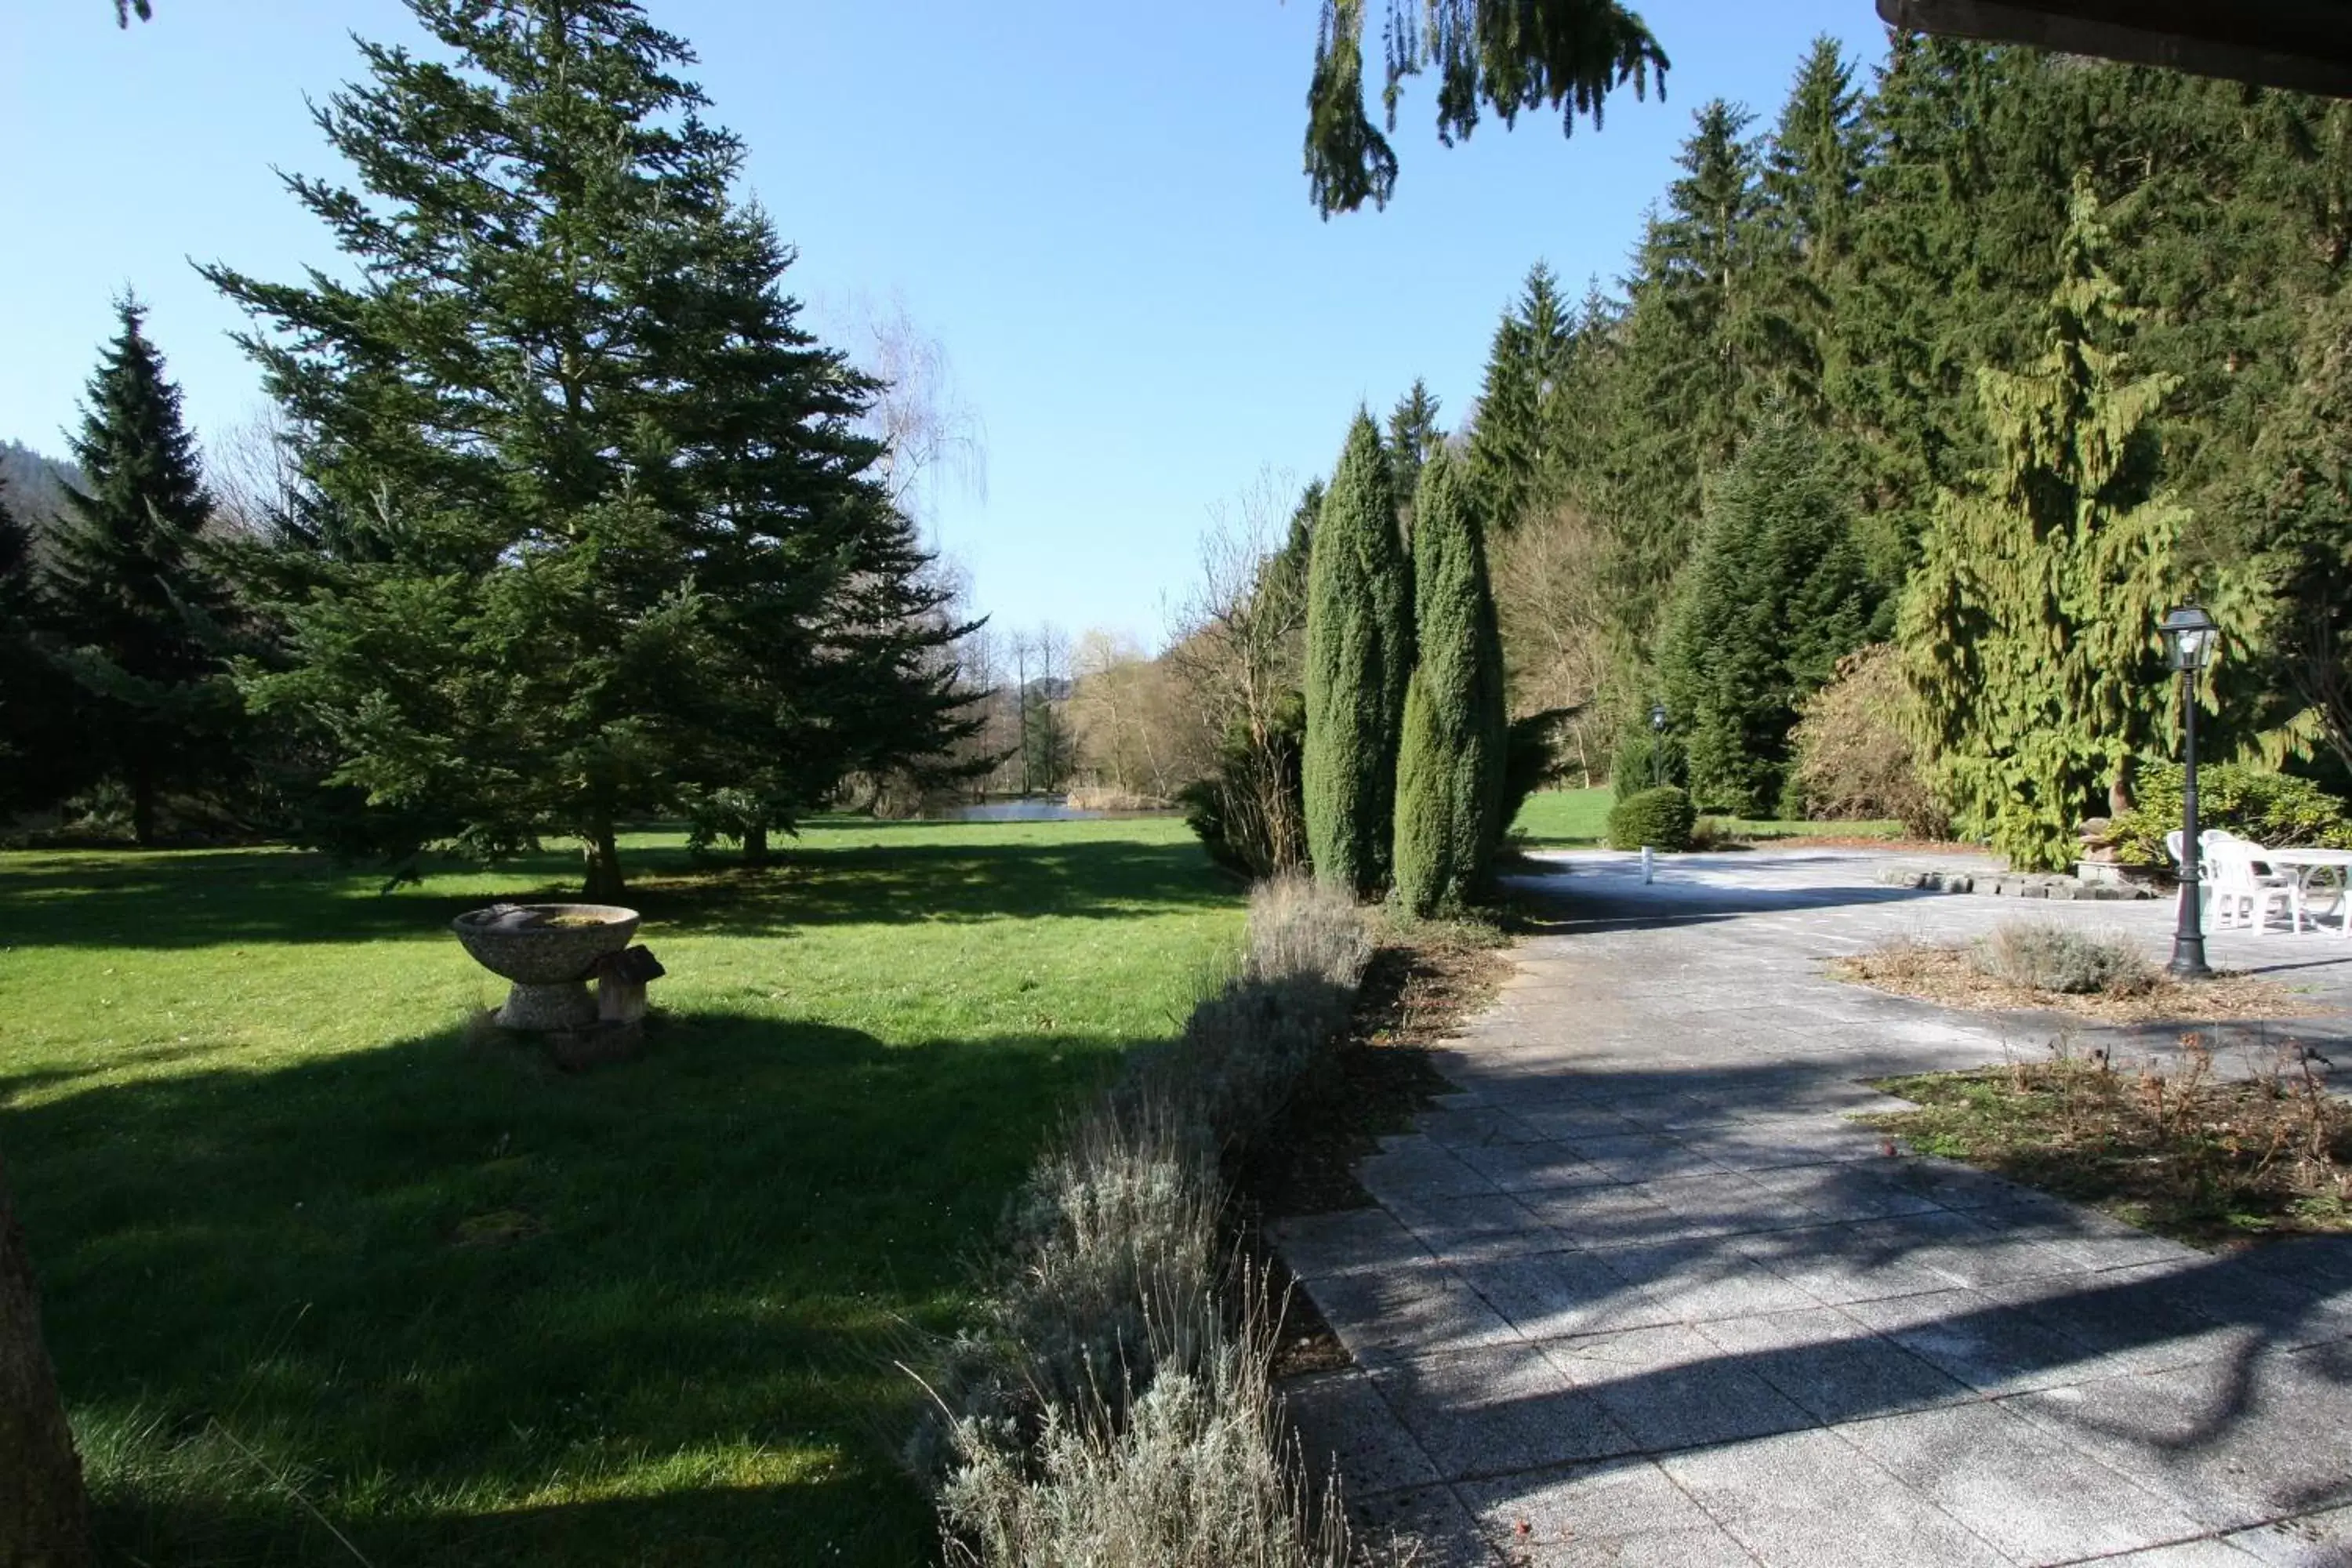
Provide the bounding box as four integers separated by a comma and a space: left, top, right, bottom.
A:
0, 441, 85, 539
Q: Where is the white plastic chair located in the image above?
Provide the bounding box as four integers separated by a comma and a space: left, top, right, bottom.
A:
2205, 837, 2301, 933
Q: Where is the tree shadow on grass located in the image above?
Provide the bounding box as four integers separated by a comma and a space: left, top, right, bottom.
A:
0, 831, 1232, 950
4, 1007, 1131, 1566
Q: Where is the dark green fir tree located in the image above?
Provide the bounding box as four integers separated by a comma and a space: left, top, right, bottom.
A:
1392, 446, 1507, 915
1657, 414, 1871, 816
209, 0, 978, 895
45, 297, 236, 844
1467, 263, 1572, 532
0, 480, 83, 816
1602, 100, 1809, 650
1303, 412, 1412, 897
1387, 378, 1445, 522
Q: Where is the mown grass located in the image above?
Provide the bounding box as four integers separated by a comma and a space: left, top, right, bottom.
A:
0, 818, 1242, 1565
1510, 786, 1901, 848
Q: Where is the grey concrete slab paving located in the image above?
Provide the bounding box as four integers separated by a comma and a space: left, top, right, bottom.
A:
1269, 848, 2352, 1565
1454, 1457, 1763, 1566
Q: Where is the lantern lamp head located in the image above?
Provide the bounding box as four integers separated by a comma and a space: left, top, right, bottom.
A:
2160, 603, 2218, 673
1650, 702, 1668, 733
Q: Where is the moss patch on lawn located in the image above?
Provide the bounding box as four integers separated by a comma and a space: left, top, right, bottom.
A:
1868, 1044, 2352, 1246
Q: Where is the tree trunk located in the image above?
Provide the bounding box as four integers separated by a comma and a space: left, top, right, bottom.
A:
0, 1149, 94, 1568
742, 822, 771, 867
2109, 754, 2136, 818
129, 765, 155, 848
582, 814, 626, 902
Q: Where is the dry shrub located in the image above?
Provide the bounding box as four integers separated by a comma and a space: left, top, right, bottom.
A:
1789, 644, 1949, 837
1853, 931, 1947, 985
916, 875, 1371, 1566
1242, 872, 1372, 990
937, 1286, 1349, 1568
1065, 785, 1170, 812
1969, 920, 2157, 997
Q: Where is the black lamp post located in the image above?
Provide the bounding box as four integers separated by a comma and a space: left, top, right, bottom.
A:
1650, 702, 1668, 789
2160, 603, 2219, 980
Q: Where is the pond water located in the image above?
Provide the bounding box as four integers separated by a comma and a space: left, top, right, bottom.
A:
927, 797, 1176, 823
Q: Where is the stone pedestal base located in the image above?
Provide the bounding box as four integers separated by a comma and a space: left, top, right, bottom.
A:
498, 979, 597, 1032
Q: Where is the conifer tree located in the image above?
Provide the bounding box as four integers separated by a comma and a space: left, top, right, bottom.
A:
1302, 0, 1667, 216
1393, 447, 1507, 915
1900, 176, 2188, 870
1602, 100, 1803, 648
209, 0, 976, 897
0, 484, 85, 817
1303, 413, 1412, 896
1842, 39, 2056, 568
1387, 379, 1445, 519
2249, 286, 2352, 776
1467, 263, 1571, 532
1759, 39, 1865, 439
1762, 38, 1865, 284
45, 298, 235, 844
1657, 415, 1870, 815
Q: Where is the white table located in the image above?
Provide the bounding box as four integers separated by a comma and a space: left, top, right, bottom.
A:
2254, 847, 2352, 936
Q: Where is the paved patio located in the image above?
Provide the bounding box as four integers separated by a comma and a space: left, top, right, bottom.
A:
1276, 848, 2352, 1567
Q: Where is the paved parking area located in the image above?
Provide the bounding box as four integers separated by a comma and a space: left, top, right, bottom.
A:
1277, 849, 2352, 1567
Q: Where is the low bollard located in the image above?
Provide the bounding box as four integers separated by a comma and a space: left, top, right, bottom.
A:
1641, 845, 1655, 884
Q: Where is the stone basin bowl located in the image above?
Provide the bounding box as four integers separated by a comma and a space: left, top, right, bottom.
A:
451, 903, 642, 985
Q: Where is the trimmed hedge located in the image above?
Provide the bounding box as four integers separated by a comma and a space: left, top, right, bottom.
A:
1606, 786, 1696, 851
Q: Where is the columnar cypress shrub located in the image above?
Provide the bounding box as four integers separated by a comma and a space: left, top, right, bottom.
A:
1302, 413, 1411, 898
1393, 448, 1508, 915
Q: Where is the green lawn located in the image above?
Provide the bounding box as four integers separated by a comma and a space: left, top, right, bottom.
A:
0, 818, 1241, 1565
1510, 786, 1903, 848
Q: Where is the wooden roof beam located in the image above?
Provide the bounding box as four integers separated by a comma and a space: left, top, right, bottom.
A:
1876, 0, 2352, 97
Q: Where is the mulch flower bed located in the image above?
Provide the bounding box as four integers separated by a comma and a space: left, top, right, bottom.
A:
1831, 938, 2321, 1025
1869, 1039, 2352, 1245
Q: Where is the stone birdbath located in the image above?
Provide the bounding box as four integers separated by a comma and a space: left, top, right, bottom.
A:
452, 903, 641, 1031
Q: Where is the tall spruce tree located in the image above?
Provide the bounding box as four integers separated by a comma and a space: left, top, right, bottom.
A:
209, 0, 975, 897
1656, 415, 1871, 815
2249, 285, 2352, 777
1387, 378, 1445, 521
1842, 38, 2055, 572
1602, 100, 1806, 651
0, 482, 82, 818
45, 298, 235, 845
1466, 263, 1571, 532
1393, 446, 1507, 915
1303, 412, 1412, 896
1900, 176, 2189, 870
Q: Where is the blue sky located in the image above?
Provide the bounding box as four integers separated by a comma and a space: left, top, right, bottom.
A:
0, 1, 1889, 647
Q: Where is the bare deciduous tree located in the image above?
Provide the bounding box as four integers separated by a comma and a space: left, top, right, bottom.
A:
815, 289, 988, 535
1163, 468, 1313, 869
204, 402, 307, 542
1491, 502, 1616, 784
1068, 629, 1189, 804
